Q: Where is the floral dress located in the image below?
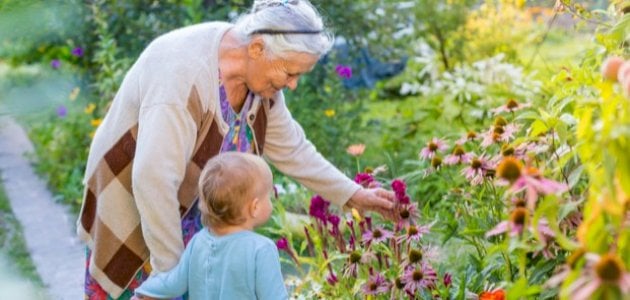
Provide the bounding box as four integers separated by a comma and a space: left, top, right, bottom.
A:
85, 74, 255, 300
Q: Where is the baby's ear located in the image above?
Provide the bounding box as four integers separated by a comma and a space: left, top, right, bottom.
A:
249, 197, 260, 217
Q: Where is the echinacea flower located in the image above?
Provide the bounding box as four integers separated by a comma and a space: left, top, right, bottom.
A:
510, 166, 568, 209
401, 248, 424, 268
496, 156, 524, 184
361, 273, 390, 296
346, 143, 365, 156
444, 145, 472, 165
462, 154, 492, 185
545, 248, 586, 288
398, 223, 432, 244
343, 250, 376, 278
567, 253, 630, 300
492, 98, 531, 114
402, 261, 438, 295
419, 138, 448, 160
456, 130, 479, 145
396, 203, 419, 229
486, 207, 528, 237
362, 227, 394, 245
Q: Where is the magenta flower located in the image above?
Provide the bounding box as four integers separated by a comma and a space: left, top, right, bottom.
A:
354, 172, 375, 188
335, 64, 352, 79
309, 195, 330, 223
361, 273, 390, 296
276, 237, 289, 250
443, 273, 452, 287
419, 138, 448, 160
362, 227, 394, 245
71, 47, 84, 57
402, 261, 438, 295
56, 105, 67, 118
462, 154, 492, 185
444, 145, 472, 165
326, 272, 338, 286
391, 179, 409, 204
50, 59, 61, 69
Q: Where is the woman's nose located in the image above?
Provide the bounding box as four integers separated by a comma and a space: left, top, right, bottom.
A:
286, 77, 298, 90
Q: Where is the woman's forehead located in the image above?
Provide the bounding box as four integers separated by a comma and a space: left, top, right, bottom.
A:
279, 52, 319, 72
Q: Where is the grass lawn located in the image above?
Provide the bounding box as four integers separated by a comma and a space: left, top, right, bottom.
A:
0, 176, 44, 286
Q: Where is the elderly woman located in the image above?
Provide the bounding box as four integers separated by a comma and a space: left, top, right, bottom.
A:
77, 0, 394, 298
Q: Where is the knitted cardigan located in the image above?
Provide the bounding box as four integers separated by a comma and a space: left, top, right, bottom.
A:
76, 21, 361, 298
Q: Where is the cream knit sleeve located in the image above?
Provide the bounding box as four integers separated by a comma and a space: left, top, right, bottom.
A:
132, 103, 197, 272
263, 93, 361, 207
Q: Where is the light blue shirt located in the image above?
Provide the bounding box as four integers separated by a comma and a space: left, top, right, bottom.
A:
135, 229, 288, 300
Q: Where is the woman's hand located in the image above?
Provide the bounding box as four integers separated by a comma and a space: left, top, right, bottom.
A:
346, 188, 396, 220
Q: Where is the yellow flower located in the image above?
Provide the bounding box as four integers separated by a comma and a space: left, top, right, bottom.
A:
91, 118, 102, 127
324, 109, 335, 117
351, 208, 362, 222
69, 87, 80, 101
84, 103, 96, 114
324, 85, 332, 93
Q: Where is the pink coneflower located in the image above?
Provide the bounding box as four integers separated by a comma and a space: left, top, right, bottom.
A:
419, 138, 448, 160
545, 248, 586, 288
362, 227, 394, 245
444, 145, 473, 165
462, 154, 492, 185
481, 124, 520, 147
343, 250, 376, 278
568, 253, 630, 300
398, 223, 432, 244
486, 207, 528, 237
361, 273, 390, 296
492, 98, 531, 114
456, 130, 479, 145
510, 166, 568, 209
396, 203, 419, 229
402, 261, 438, 295
346, 143, 366, 156
401, 248, 424, 268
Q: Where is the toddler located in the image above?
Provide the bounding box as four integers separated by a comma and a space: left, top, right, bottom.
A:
133, 152, 287, 300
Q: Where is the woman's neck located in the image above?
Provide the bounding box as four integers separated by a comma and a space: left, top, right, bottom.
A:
218, 30, 249, 112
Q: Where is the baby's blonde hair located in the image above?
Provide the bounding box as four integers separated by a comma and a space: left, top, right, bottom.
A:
197, 152, 272, 228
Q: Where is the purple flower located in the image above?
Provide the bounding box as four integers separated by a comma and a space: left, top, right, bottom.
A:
276, 237, 289, 251
56, 105, 67, 118
398, 223, 431, 244
391, 179, 408, 203
462, 154, 492, 185
361, 273, 391, 296
335, 64, 352, 79
444, 145, 472, 165
396, 203, 418, 229
510, 166, 568, 209
71, 47, 84, 57
326, 272, 338, 285
309, 195, 330, 223
50, 59, 61, 69
354, 173, 375, 188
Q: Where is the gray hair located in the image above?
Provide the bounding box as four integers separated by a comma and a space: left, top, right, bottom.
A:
232, 0, 334, 58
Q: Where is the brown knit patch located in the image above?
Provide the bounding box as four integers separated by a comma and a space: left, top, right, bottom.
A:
117, 164, 133, 195
124, 225, 149, 259
104, 131, 136, 175
80, 189, 97, 233
252, 104, 267, 155
103, 243, 145, 288
92, 218, 123, 269
191, 120, 223, 168
186, 85, 203, 130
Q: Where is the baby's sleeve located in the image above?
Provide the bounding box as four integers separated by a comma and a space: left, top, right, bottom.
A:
255, 242, 288, 300
134, 237, 193, 298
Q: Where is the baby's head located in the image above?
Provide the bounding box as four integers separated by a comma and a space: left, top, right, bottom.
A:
197, 152, 273, 229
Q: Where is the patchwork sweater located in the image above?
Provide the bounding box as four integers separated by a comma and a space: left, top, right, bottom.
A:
76, 21, 361, 298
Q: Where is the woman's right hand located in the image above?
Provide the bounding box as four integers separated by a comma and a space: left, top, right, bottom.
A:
346, 187, 396, 220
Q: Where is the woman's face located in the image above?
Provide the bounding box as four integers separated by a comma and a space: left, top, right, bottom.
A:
246, 41, 319, 98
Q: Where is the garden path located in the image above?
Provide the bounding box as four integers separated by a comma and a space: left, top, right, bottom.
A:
0, 116, 83, 300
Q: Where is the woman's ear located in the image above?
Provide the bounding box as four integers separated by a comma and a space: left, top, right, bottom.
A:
247, 37, 265, 59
